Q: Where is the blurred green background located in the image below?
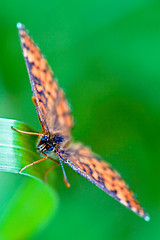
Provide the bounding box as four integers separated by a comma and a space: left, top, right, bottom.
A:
0, 0, 160, 239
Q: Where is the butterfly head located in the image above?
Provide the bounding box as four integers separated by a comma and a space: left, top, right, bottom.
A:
37, 134, 64, 153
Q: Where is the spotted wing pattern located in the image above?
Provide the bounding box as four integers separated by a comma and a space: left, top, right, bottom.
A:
17, 23, 73, 135
59, 143, 149, 220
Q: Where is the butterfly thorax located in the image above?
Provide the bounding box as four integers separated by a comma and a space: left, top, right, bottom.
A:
37, 133, 65, 153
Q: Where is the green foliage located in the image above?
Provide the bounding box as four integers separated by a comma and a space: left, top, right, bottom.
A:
0, 179, 58, 240
0, 118, 57, 182
0, 0, 160, 239
0, 119, 58, 239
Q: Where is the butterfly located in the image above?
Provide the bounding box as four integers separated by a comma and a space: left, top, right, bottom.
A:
12, 22, 149, 221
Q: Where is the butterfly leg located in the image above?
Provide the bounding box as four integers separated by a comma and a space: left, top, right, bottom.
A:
11, 126, 43, 136
42, 152, 70, 187
43, 163, 60, 183
41, 152, 59, 164
19, 156, 48, 174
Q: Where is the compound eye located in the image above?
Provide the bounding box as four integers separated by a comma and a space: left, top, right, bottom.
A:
41, 135, 48, 141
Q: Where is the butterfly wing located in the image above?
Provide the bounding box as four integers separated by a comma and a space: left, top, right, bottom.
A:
59, 143, 149, 220
17, 23, 74, 135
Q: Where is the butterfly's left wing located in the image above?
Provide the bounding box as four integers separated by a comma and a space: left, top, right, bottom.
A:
59, 143, 149, 220
17, 23, 74, 136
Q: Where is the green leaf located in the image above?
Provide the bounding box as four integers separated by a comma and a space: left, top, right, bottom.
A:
0, 178, 58, 240
0, 118, 57, 182
0, 118, 59, 239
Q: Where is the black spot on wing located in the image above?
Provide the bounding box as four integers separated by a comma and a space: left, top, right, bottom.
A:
126, 200, 132, 209
109, 190, 121, 201
23, 43, 30, 50
25, 56, 34, 69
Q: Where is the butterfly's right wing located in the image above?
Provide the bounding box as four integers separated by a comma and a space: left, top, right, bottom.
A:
59, 143, 149, 220
17, 23, 74, 136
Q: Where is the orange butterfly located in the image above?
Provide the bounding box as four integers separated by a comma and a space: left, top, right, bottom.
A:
12, 23, 149, 221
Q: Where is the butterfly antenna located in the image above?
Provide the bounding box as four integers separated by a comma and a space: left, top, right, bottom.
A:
59, 158, 70, 188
